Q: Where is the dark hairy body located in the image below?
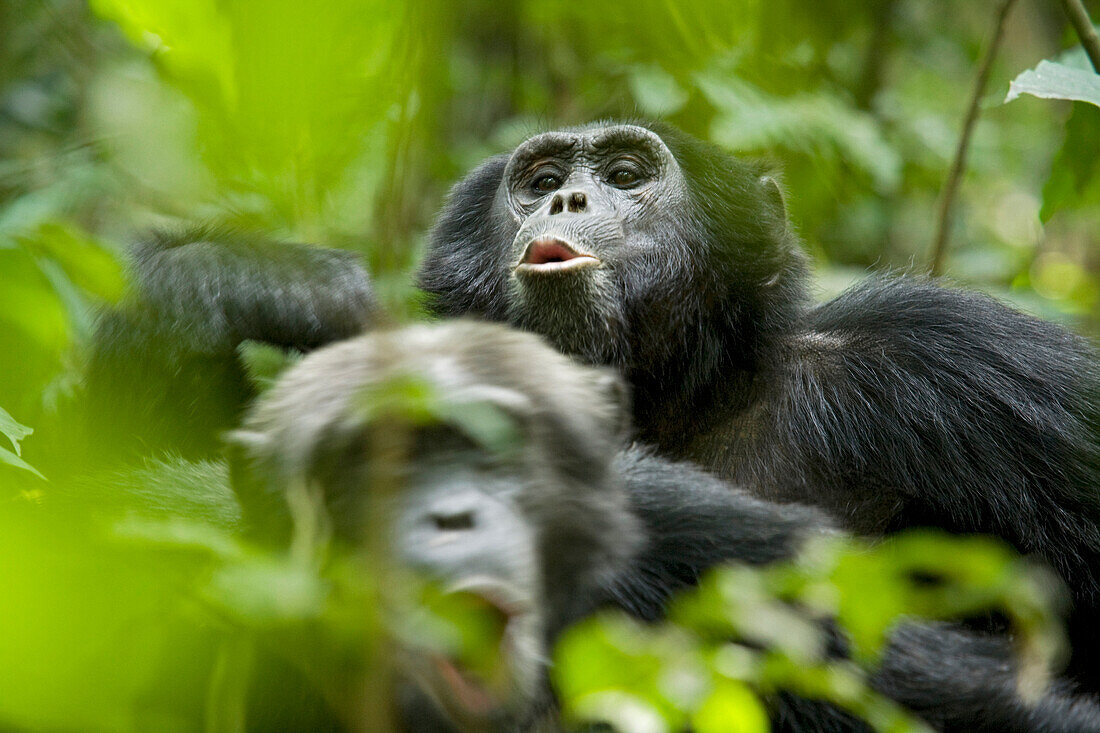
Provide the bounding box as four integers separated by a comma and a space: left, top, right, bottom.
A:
78, 122, 1100, 720
417, 121, 1100, 688
231, 320, 1100, 732
84, 226, 376, 460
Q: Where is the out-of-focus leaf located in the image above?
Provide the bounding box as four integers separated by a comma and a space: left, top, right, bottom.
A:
698, 72, 901, 193
205, 558, 328, 624
671, 565, 826, 664
0, 446, 44, 480
14, 222, 125, 340
113, 516, 243, 560
357, 373, 521, 458
238, 341, 301, 394
437, 398, 521, 458
554, 613, 708, 731
0, 407, 32, 456
89, 0, 236, 105
571, 692, 669, 733
628, 64, 689, 116
400, 584, 510, 684
690, 678, 768, 733
1040, 102, 1100, 221
205, 637, 255, 733
823, 531, 1065, 695
1005, 60, 1100, 108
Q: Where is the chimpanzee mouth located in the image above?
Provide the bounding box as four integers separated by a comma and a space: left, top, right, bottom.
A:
414, 584, 529, 724
514, 236, 600, 275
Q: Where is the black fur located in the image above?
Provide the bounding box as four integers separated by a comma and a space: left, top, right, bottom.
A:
233, 322, 1100, 732
84, 227, 376, 459
417, 122, 1100, 688
615, 449, 1100, 733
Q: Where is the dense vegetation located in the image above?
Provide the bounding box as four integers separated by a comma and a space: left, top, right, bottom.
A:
0, 1, 1097, 730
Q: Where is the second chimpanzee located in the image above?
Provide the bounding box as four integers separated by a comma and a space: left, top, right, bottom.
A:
233, 320, 1100, 732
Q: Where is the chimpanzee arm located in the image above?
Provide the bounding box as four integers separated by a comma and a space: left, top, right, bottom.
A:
744, 278, 1100, 611
84, 227, 375, 460
876, 623, 1100, 733
605, 446, 833, 621
604, 448, 1100, 732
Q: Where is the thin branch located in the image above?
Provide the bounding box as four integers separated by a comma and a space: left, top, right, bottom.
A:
1060, 0, 1100, 72
929, 0, 1019, 277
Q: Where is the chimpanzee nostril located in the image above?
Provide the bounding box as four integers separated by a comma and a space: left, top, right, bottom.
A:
548, 194, 564, 215
568, 191, 586, 212
431, 510, 476, 531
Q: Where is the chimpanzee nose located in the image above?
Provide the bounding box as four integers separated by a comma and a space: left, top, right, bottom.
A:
549, 191, 587, 215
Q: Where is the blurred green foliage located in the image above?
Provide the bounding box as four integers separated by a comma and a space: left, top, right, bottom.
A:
0, 0, 1097, 730
1, 0, 1098, 419
556, 532, 1063, 733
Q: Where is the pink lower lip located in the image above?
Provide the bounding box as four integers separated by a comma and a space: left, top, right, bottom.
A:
516, 237, 600, 273
522, 237, 584, 265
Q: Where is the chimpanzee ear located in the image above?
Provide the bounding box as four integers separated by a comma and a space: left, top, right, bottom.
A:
760, 175, 787, 219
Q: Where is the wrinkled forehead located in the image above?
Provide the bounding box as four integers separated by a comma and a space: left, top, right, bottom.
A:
505, 124, 674, 173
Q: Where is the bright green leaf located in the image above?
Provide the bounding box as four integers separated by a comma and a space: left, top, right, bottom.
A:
691, 678, 769, 733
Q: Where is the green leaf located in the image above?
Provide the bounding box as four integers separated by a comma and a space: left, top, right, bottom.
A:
697, 72, 901, 192
554, 613, 705, 731
0, 446, 44, 480
691, 678, 769, 733
205, 558, 328, 624
1005, 60, 1100, 108
0, 408, 43, 479
1040, 102, 1100, 221
238, 341, 302, 394
0, 406, 33, 456
357, 373, 521, 458
17, 222, 125, 304
570, 692, 670, 733
628, 64, 689, 117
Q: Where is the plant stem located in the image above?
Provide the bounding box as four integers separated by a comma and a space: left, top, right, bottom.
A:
1060, 0, 1100, 72
929, 0, 1019, 277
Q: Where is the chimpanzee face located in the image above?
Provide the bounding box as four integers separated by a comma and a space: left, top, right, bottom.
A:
497, 124, 693, 365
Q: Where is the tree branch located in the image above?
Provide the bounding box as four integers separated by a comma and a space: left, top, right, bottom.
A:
929, 0, 1019, 277
1060, 0, 1100, 72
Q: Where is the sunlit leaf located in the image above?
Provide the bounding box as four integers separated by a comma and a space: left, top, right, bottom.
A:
554, 613, 705, 730
628, 64, 690, 116
0, 445, 44, 480
0, 406, 32, 456
205, 558, 328, 624
691, 678, 769, 733
0, 407, 43, 479
1005, 60, 1100, 108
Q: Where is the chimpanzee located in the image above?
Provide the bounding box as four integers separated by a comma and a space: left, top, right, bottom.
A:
416, 122, 1100, 688
83, 226, 376, 461
82, 123, 1099, 688
231, 320, 1100, 732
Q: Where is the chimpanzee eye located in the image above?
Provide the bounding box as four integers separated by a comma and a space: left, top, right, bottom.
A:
533, 175, 562, 193
610, 169, 639, 187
